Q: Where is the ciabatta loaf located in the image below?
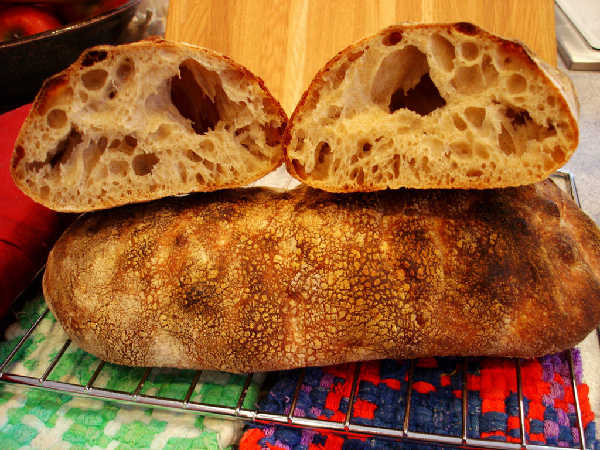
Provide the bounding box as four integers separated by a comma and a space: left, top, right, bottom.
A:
11, 39, 287, 212
43, 180, 600, 373
284, 23, 579, 191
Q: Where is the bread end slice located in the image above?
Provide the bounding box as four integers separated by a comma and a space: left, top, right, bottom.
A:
284, 23, 579, 191
11, 38, 287, 212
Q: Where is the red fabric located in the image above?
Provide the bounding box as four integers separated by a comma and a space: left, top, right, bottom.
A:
507, 416, 520, 430
359, 361, 381, 385
440, 375, 451, 387
323, 434, 345, 450
352, 399, 377, 420
239, 428, 264, 449
412, 381, 436, 394
528, 401, 545, 420
578, 384, 595, 427
266, 444, 287, 450
467, 374, 481, 391
381, 378, 401, 390
0, 104, 74, 317
530, 432, 545, 442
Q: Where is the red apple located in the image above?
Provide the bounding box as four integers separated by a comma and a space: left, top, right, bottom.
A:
0, 6, 62, 42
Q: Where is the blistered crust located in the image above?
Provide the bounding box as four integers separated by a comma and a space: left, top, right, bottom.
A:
43, 180, 600, 373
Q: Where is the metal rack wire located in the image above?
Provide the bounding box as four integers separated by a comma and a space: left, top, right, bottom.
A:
0, 171, 596, 449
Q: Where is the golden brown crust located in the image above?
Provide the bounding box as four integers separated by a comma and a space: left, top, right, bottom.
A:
11, 39, 287, 212
42, 179, 600, 373
284, 22, 579, 191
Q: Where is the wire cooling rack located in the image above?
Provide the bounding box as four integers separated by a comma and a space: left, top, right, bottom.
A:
0, 171, 596, 449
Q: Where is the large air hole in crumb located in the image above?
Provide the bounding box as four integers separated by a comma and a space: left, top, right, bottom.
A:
372, 45, 446, 116
118, 135, 138, 155
358, 141, 372, 159
47, 109, 67, 128
481, 55, 499, 84
430, 34, 455, 72
153, 124, 172, 141
82, 69, 108, 90
383, 31, 403, 46
392, 155, 400, 177
498, 125, 516, 155
460, 42, 479, 60
171, 59, 227, 135
328, 105, 342, 119
178, 162, 187, 182
83, 137, 107, 177
312, 142, 332, 180
464, 107, 486, 127
199, 140, 215, 154
389, 73, 446, 115
81, 50, 107, 67
132, 153, 159, 176
450, 142, 472, 158
263, 122, 283, 147
467, 169, 483, 177
452, 114, 467, 131
292, 159, 307, 178
507, 73, 527, 94
475, 144, 490, 159
241, 136, 268, 161
117, 58, 134, 81
500, 106, 557, 155
452, 65, 484, 94
110, 160, 128, 176
370, 44, 446, 115
49, 128, 82, 168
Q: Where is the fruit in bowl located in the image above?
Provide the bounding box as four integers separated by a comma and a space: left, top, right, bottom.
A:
0, 6, 62, 42
0, 0, 140, 110
0, 1, 129, 43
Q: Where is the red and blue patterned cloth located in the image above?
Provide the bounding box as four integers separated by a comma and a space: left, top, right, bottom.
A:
240, 351, 597, 449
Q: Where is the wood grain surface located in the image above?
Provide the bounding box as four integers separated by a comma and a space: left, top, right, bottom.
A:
166, 0, 557, 115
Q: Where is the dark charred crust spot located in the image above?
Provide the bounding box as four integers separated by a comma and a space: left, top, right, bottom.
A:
454, 22, 479, 36
12, 145, 24, 169
541, 199, 561, 218
383, 31, 403, 46
181, 285, 217, 309
554, 234, 576, 265
175, 234, 187, 247
81, 50, 108, 67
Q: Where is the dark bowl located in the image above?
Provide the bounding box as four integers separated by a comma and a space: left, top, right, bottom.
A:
0, 0, 141, 113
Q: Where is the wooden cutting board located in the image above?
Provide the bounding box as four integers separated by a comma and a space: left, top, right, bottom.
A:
166, 0, 556, 115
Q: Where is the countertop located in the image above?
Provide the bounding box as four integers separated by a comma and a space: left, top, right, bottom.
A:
561, 59, 600, 224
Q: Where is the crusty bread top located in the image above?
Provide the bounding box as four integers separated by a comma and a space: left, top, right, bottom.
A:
284, 23, 579, 192
43, 179, 600, 372
11, 38, 287, 212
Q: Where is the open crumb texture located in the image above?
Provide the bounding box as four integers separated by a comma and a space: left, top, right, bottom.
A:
284, 23, 579, 192
11, 38, 287, 212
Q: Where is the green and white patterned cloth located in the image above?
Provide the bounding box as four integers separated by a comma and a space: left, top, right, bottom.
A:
0, 294, 262, 449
